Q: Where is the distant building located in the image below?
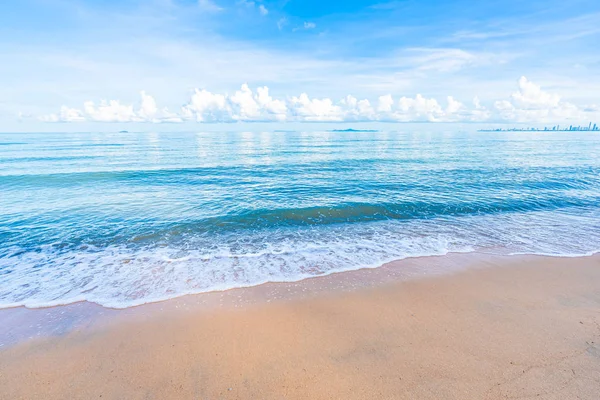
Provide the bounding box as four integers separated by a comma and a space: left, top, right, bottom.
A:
477, 122, 599, 133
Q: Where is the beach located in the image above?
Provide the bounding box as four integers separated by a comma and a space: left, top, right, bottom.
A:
3, 0, 600, 397
1, 253, 599, 399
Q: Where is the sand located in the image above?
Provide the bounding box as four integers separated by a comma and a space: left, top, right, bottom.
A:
1, 254, 599, 399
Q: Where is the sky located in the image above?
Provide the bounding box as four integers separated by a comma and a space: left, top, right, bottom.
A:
1, 0, 600, 130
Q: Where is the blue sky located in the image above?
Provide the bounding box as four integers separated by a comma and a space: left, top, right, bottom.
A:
1, 0, 599, 129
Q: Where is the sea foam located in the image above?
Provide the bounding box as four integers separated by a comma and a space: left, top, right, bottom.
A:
1, 209, 598, 309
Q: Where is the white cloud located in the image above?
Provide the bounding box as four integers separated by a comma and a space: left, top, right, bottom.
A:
289, 93, 343, 121
377, 95, 394, 113
494, 76, 599, 122
229, 84, 260, 120
181, 89, 229, 122
388, 95, 443, 121
40, 91, 180, 123
198, 0, 223, 12
237, 0, 267, 15
83, 100, 137, 122
230, 84, 286, 121
39, 106, 86, 123
511, 76, 561, 108
255, 86, 287, 120
277, 18, 287, 30
340, 95, 375, 121
467, 96, 492, 121
407, 48, 491, 72
38, 77, 600, 124
374, 94, 486, 122
158, 110, 184, 123
446, 96, 463, 114
292, 21, 316, 31
181, 84, 287, 122
138, 91, 158, 121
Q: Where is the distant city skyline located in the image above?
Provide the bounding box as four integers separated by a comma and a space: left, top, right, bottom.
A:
479, 122, 599, 132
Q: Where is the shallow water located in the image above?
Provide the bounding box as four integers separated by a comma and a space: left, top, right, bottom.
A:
1, 129, 599, 308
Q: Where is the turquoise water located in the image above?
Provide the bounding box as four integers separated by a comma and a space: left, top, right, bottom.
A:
1, 130, 600, 308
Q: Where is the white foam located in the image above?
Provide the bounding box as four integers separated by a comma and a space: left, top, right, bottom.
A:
1, 209, 599, 309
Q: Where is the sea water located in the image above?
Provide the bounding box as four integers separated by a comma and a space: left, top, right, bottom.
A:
1, 129, 599, 308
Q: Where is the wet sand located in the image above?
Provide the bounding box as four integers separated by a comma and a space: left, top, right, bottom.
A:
1, 254, 600, 399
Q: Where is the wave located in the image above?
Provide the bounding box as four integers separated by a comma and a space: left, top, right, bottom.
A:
1, 209, 599, 309
3, 202, 600, 251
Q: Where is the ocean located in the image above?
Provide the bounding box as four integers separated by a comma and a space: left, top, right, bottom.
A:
1, 129, 599, 309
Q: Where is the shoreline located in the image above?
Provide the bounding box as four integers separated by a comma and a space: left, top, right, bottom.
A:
1, 251, 598, 347
1, 249, 491, 311
3, 249, 598, 313
1, 253, 600, 399
0, 251, 533, 347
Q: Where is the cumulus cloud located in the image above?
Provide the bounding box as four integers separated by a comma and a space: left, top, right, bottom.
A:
377, 95, 394, 113
341, 96, 375, 121
255, 86, 287, 119
186, 88, 479, 123
373, 94, 490, 122
288, 93, 343, 121
511, 76, 561, 108
375, 94, 443, 122
287, 94, 373, 122
467, 96, 492, 122
38, 77, 600, 124
138, 91, 158, 120
34, 86, 506, 124
39, 106, 86, 123
181, 89, 228, 122
40, 91, 180, 123
230, 84, 287, 121
83, 100, 136, 123
304, 22, 316, 29
258, 4, 268, 15
181, 84, 287, 122
446, 96, 462, 114
494, 77, 598, 122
